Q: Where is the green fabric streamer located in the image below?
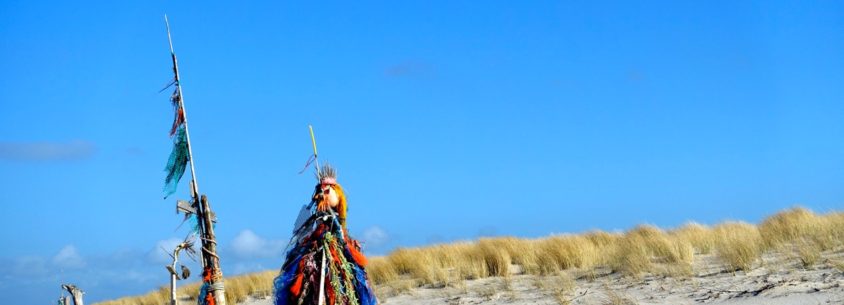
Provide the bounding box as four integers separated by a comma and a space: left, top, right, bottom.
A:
325, 232, 359, 304
164, 125, 189, 198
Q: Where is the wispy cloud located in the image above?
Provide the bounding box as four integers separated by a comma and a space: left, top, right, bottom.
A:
1, 234, 291, 303
52, 245, 85, 269
361, 226, 390, 249
147, 238, 184, 264
231, 230, 285, 259
10, 256, 49, 278
0, 140, 95, 161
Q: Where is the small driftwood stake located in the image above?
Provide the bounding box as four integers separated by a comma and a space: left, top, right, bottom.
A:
61, 284, 84, 305
166, 239, 193, 305
168, 255, 178, 305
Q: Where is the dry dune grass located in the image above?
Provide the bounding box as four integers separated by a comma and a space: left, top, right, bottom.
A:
761, 207, 844, 251
609, 225, 694, 277
368, 207, 842, 287
712, 221, 763, 271
95, 286, 170, 305
670, 222, 715, 254
94, 271, 276, 305
759, 208, 844, 269
95, 207, 843, 304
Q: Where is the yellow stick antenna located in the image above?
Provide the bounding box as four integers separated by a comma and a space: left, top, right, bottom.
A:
309, 125, 321, 176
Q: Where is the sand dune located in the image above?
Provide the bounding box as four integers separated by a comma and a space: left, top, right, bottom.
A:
241, 251, 843, 305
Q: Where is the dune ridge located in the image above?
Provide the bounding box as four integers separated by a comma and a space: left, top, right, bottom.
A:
95, 207, 844, 305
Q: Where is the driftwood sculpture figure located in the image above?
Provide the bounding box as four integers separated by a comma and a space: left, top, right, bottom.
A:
273, 127, 377, 305
61, 284, 84, 305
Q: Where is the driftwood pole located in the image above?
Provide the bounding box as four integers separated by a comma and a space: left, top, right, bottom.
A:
199, 194, 224, 301
61, 284, 84, 305
164, 15, 227, 305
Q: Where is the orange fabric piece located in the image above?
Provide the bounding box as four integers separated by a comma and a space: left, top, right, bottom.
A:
346, 239, 368, 266
326, 280, 336, 305
290, 259, 306, 297
202, 268, 216, 305
290, 273, 304, 297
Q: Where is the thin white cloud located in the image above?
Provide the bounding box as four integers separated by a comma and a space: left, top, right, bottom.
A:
52, 245, 85, 269
231, 230, 284, 259
361, 226, 390, 248
2, 245, 200, 304
147, 238, 183, 264
0, 140, 95, 161
12, 256, 48, 277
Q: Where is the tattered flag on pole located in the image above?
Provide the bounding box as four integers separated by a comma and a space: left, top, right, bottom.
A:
162, 48, 188, 199
164, 124, 189, 198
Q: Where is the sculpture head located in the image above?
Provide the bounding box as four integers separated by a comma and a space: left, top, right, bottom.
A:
314, 164, 347, 228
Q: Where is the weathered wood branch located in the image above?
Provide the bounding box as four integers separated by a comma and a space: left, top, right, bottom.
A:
61, 284, 84, 305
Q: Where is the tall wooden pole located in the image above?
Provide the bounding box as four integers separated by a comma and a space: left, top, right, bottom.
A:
164, 15, 226, 305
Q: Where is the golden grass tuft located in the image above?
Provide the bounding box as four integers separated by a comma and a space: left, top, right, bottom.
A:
795, 238, 821, 268
609, 225, 694, 277
477, 238, 511, 277
759, 207, 817, 248
94, 271, 276, 305
224, 271, 277, 303
670, 222, 715, 254
758, 207, 844, 250
536, 235, 599, 274
757, 207, 844, 268
713, 221, 763, 271
367, 256, 398, 284
94, 286, 170, 305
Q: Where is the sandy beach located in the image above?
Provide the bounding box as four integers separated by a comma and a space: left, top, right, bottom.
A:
240, 251, 844, 305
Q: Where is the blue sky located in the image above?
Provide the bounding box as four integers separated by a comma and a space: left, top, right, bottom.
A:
2, 1, 844, 304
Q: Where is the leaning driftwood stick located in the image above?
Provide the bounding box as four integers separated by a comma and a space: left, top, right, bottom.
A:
61, 284, 84, 305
